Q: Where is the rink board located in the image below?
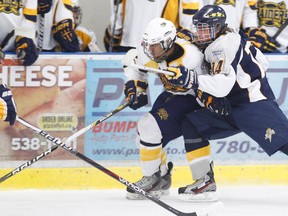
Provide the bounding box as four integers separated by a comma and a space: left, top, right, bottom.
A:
0, 53, 287, 190
0, 165, 287, 190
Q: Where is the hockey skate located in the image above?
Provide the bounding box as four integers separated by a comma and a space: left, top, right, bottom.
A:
178, 166, 217, 202
160, 161, 173, 196
126, 162, 173, 200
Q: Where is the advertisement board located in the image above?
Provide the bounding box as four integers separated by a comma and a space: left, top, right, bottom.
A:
0, 54, 287, 164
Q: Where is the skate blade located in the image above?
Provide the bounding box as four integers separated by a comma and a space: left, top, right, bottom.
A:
161, 189, 170, 196
126, 190, 162, 200
178, 191, 218, 202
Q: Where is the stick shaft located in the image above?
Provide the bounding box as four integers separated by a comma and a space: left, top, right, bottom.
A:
65, 101, 130, 143
17, 117, 197, 216
0, 102, 129, 184
131, 64, 175, 76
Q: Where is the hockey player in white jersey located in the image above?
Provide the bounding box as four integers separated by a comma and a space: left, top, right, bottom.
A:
0, 0, 38, 66
71, 0, 101, 52
171, 5, 288, 201
122, 17, 207, 200
37, 0, 80, 52
104, 0, 197, 52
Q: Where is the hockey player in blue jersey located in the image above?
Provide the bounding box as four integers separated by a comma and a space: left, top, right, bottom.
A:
170, 5, 288, 201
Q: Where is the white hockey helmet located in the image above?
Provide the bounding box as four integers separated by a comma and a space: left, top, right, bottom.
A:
142, 18, 176, 63
71, 0, 82, 26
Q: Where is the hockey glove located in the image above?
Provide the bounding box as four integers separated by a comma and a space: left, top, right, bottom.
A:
103, 25, 122, 52
52, 19, 80, 52
38, 0, 53, 15
15, 36, 39, 66
176, 26, 193, 43
166, 66, 198, 90
0, 84, 17, 125
124, 80, 148, 110
246, 28, 280, 52
196, 90, 231, 116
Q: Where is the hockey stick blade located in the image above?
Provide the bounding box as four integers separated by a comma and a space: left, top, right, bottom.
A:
0, 102, 129, 184
17, 117, 223, 216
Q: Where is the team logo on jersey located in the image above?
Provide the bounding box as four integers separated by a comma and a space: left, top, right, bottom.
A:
257, 0, 287, 27
265, 128, 275, 142
157, 108, 168, 120
215, 0, 236, 7
0, 0, 23, 15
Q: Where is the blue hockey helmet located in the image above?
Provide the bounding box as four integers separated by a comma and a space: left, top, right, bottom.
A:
192, 5, 227, 46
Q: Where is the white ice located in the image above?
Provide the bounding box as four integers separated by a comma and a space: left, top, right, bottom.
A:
0, 186, 287, 216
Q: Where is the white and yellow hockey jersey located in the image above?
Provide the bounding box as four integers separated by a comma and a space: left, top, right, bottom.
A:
0, 0, 37, 51
109, 0, 198, 48
124, 37, 204, 95
109, 0, 258, 48
75, 26, 102, 52
36, 0, 74, 51
192, 0, 258, 31
257, 0, 288, 53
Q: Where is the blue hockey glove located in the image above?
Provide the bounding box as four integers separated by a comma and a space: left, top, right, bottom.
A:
166, 66, 198, 90
124, 80, 148, 110
176, 26, 193, 43
196, 90, 231, 115
15, 36, 39, 66
38, 0, 53, 14
0, 84, 17, 125
104, 26, 122, 52
52, 19, 80, 52
246, 28, 280, 52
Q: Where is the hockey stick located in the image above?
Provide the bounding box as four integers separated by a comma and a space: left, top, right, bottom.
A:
271, 18, 288, 40
17, 117, 223, 216
65, 100, 130, 143
131, 64, 175, 76
0, 101, 130, 184
108, 0, 120, 52
37, 14, 45, 52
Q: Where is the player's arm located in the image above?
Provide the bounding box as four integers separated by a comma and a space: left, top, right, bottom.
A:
103, 0, 123, 51
52, 0, 80, 51
15, 0, 38, 66
75, 27, 102, 52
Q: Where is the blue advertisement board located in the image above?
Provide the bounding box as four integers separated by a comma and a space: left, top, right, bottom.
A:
84, 54, 288, 163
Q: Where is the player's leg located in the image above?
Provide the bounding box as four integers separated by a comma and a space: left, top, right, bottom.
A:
126, 92, 200, 199
178, 117, 216, 201
179, 109, 240, 201
233, 100, 288, 156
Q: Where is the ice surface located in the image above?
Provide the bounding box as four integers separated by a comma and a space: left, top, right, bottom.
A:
0, 185, 287, 216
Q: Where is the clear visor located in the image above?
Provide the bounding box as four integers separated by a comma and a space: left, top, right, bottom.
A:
191, 23, 216, 45
142, 40, 168, 63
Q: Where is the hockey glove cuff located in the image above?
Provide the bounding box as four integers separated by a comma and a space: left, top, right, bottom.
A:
52, 19, 80, 52
124, 80, 148, 110
166, 66, 198, 90
104, 25, 122, 52
38, 0, 53, 15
